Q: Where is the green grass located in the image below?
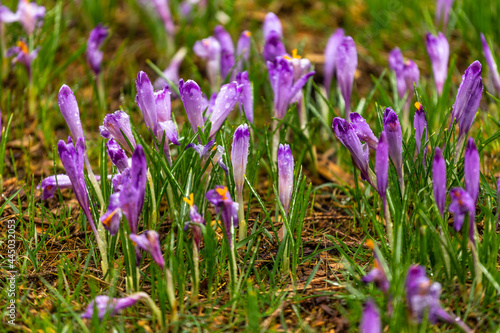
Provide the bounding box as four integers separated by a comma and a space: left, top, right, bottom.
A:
0, 0, 499, 332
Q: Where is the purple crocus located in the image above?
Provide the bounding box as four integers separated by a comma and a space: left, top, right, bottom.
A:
350, 113, 378, 150
389, 48, 406, 99
136, 71, 158, 133
360, 299, 381, 333
38, 175, 72, 200
107, 139, 129, 173
193, 36, 221, 90
436, 0, 454, 27
236, 71, 253, 123
362, 240, 390, 293
375, 132, 389, 201
267, 57, 315, 119
154, 47, 187, 90
449, 61, 483, 143
186, 140, 228, 173
480, 33, 500, 96
263, 30, 286, 63
383, 108, 403, 190
335, 36, 357, 118
323, 28, 345, 97
236, 31, 251, 71
0, 0, 46, 34
129, 230, 164, 269
214, 25, 235, 79
231, 124, 250, 200
58, 85, 85, 143
207, 81, 242, 138
82, 293, 145, 320
58, 137, 97, 235
414, 102, 428, 156
432, 148, 447, 217
86, 24, 108, 76
100, 111, 137, 154
6, 40, 38, 79
179, 79, 208, 135
278, 144, 294, 216
405, 265, 472, 332
425, 32, 449, 95
464, 138, 479, 203
332, 117, 373, 188
101, 145, 147, 235
449, 187, 475, 233
263, 12, 282, 41
206, 186, 239, 246
183, 193, 205, 250
403, 59, 419, 107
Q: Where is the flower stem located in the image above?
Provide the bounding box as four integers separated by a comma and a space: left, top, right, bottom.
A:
146, 170, 157, 227
237, 191, 246, 241
191, 241, 200, 304
272, 118, 279, 164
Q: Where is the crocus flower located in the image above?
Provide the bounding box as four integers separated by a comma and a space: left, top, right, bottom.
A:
183, 193, 205, 250
449, 61, 483, 142
375, 132, 388, 201
100, 110, 137, 154
82, 293, 146, 320
267, 57, 314, 119
231, 124, 250, 199
278, 144, 294, 216
86, 24, 108, 76
464, 138, 479, 203
414, 102, 428, 156
383, 108, 403, 188
58, 137, 97, 235
38, 175, 72, 200
332, 117, 373, 187
436, 0, 454, 27
449, 187, 475, 233
425, 32, 449, 95
6, 40, 38, 79
236, 71, 253, 123
206, 186, 239, 246
480, 33, 500, 96
335, 36, 357, 118
107, 139, 129, 173
350, 113, 378, 150
214, 25, 235, 79
101, 145, 147, 235
389, 48, 406, 99
154, 47, 187, 90
360, 299, 382, 333
193, 36, 221, 90
0, 0, 46, 34
138, 0, 174, 35
405, 265, 472, 332
263, 30, 286, 63
323, 28, 345, 97
130, 230, 164, 269
263, 12, 283, 41
186, 140, 228, 173
58, 85, 85, 143
236, 30, 251, 71
432, 148, 447, 217
136, 71, 158, 133
403, 59, 419, 106
362, 240, 390, 293
179, 79, 208, 134
207, 81, 242, 138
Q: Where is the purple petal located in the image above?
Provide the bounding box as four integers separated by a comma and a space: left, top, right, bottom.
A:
100, 111, 137, 154
179, 79, 208, 134
464, 138, 479, 202
375, 132, 388, 199
136, 71, 157, 133
263, 31, 286, 63
231, 124, 250, 197
324, 28, 344, 96
236, 71, 254, 123
86, 24, 108, 75
360, 299, 381, 333
263, 12, 282, 41
383, 108, 403, 181
481, 33, 500, 95
208, 81, 242, 138
425, 32, 449, 95
38, 174, 72, 200
432, 148, 447, 216
107, 139, 129, 172
58, 85, 85, 142
129, 230, 164, 269
278, 144, 294, 216
389, 48, 406, 99
350, 112, 378, 150
336, 36, 357, 117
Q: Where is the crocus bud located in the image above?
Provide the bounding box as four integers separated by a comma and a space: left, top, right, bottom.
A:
214, 25, 235, 79
183, 193, 206, 250
383, 108, 403, 187
278, 144, 294, 216
403, 59, 419, 103
58, 85, 85, 143
100, 111, 137, 154
425, 32, 449, 95
86, 24, 108, 76
130, 230, 164, 269
332, 117, 372, 187
414, 102, 428, 155
324, 28, 345, 97
38, 174, 72, 200
179, 79, 208, 135
480, 33, 500, 96
350, 113, 378, 150
360, 299, 381, 333
376, 132, 389, 200
335, 36, 357, 118
449, 187, 475, 232
236, 71, 253, 123
432, 148, 447, 217
136, 71, 157, 133
107, 139, 129, 173
206, 186, 239, 246
236, 31, 251, 71
58, 137, 96, 235
208, 81, 242, 138
231, 125, 250, 198
389, 48, 406, 99
263, 30, 286, 63
263, 12, 283, 40
464, 138, 479, 202
449, 61, 483, 142
0, 1, 46, 35
193, 36, 221, 90
6, 40, 38, 79
82, 293, 146, 320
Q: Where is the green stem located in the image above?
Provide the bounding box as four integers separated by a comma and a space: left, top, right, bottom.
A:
237, 191, 246, 241
191, 241, 199, 304
383, 198, 393, 250
146, 170, 157, 228
272, 118, 279, 165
